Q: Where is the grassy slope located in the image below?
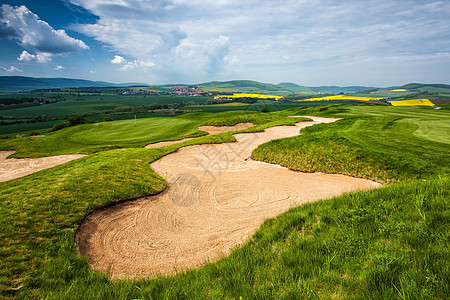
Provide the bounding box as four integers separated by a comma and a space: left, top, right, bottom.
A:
0, 105, 448, 299
253, 116, 449, 182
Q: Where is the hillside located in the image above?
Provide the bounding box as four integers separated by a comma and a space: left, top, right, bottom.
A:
197, 80, 294, 96
197, 80, 376, 95
2, 76, 448, 95
0, 76, 141, 92
396, 83, 450, 93
310, 85, 377, 93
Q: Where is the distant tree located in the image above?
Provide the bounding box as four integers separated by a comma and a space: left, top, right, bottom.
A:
260, 107, 269, 113
52, 115, 91, 131
68, 114, 90, 126
52, 122, 69, 131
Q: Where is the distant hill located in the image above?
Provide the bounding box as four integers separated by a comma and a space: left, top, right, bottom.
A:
197, 80, 294, 96
2, 76, 448, 95
277, 82, 314, 94
197, 80, 376, 95
0, 76, 144, 92
395, 83, 450, 93
309, 86, 377, 94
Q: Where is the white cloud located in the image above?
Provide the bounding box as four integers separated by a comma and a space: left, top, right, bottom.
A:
1, 4, 89, 58
138, 60, 156, 68
203, 35, 230, 74
119, 62, 135, 71
67, 0, 450, 84
1, 65, 23, 72
110, 55, 155, 71
17, 50, 53, 63
90, 70, 96, 73
55, 65, 65, 70
17, 50, 35, 62
118, 60, 156, 71
111, 55, 126, 64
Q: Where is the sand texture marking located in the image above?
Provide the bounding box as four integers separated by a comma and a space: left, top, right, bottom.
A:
75, 117, 381, 279
144, 123, 254, 148
0, 151, 86, 182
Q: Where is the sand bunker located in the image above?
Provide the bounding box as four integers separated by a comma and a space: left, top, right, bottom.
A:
76, 117, 381, 279
197, 122, 254, 134
144, 123, 254, 148
0, 151, 86, 182
145, 138, 194, 148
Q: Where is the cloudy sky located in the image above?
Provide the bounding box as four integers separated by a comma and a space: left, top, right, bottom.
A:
0, 0, 449, 86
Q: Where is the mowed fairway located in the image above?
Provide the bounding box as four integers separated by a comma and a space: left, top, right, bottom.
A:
412, 119, 450, 144
0, 116, 204, 158
69, 117, 196, 144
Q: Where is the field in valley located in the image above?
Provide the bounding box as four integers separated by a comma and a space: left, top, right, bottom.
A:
0, 100, 449, 299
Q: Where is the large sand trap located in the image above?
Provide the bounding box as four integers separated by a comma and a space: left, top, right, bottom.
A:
144, 123, 254, 148
0, 151, 86, 182
75, 117, 381, 279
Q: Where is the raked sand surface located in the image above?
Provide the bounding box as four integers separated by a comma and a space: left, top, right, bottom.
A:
75, 117, 381, 279
0, 151, 86, 182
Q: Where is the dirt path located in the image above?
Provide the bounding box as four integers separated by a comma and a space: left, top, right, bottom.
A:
144, 123, 254, 148
0, 151, 86, 182
75, 117, 381, 279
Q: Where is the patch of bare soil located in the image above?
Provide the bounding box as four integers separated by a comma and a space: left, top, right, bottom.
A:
0, 151, 86, 182
75, 117, 381, 279
144, 123, 254, 148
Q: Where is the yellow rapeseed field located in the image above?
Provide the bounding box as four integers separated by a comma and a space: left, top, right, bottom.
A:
388, 99, 435, 106
216, 93, 283, 100
298, 95, 382, 102
390, 89, 407, 92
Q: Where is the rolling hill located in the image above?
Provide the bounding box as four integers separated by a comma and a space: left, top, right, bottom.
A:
0, 76, 144, 92
395, 83, 450, 93
197, 80, 376, 95
2, 76, 448, 95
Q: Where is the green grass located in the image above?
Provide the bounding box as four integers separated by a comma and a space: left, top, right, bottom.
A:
0, 95, 210, 119
258, 104, 450, 182
0, 94, 213, 135
1, 111, 298, 158
184, 100, 356, 113
253, 116, 449, 182
0, 104, 448, 299
0, 120, 62, 136
1, 116, 202, 158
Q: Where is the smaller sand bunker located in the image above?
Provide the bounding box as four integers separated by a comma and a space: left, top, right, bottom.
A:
0, 151, 86, 182
144, 123, 254, 148
197, 122, 254, 134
